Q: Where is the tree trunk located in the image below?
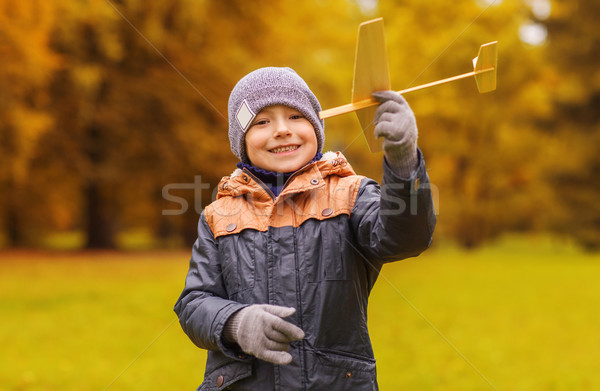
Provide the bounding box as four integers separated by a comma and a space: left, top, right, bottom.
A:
84, 180, 115, 249
5, 197, 23, 247
4, 182, 27, 247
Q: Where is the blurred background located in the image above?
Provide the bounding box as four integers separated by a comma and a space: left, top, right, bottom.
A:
1, 0, 599, 390
2, 0, 599, 251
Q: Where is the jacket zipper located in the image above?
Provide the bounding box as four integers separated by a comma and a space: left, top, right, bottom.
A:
292, 227, 308, 391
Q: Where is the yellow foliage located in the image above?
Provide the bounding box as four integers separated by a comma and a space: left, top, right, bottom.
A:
1, 0, 599, 248
9, 107, 54, 183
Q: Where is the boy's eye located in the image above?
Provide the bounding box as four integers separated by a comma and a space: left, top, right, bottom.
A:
253, 119, 269, 126
290, 114, 304, 120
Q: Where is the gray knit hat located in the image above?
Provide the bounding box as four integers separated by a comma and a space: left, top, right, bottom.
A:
228, 67, 325, 163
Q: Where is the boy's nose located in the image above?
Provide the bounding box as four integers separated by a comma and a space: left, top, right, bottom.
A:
273, 119, 292, 137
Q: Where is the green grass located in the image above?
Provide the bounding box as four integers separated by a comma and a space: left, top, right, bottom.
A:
1, 238, 599, 390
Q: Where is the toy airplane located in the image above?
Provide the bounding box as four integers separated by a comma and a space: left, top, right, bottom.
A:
319, 18, 498, 152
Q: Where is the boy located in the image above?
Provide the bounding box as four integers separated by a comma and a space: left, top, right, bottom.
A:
174, 67, 436, 390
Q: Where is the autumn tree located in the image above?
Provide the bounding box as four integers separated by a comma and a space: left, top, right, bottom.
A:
0, 0, 58, 246
539, 0, 600, 250
18, 0, 362, 248
371, 0, 559, 247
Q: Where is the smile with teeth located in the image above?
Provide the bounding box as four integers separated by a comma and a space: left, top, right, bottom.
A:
270, 145, 300, 153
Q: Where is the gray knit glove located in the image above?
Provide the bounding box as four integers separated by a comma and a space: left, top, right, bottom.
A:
373, 90, 419, 178
223, 304, 305, 365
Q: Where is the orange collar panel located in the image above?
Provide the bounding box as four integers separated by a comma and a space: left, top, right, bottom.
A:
205, 152, 365, 238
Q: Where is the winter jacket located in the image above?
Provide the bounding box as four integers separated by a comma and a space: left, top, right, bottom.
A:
174, 151, 436, 390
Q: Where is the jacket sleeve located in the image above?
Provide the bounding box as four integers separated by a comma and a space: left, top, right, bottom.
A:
349, 148, 436, 263
173, 212, 248, 358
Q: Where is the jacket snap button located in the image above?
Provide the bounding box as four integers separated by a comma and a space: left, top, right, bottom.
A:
345, 371, 352, 378
321, 208, 333, 217
216, 375, 224, 387
226, 223, 237, 232
310, 178, 319, 185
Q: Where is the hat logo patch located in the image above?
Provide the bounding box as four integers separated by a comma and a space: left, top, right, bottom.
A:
236, 99, 256, 132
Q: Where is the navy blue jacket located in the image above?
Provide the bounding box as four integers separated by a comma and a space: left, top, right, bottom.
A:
174, 151, 436, 390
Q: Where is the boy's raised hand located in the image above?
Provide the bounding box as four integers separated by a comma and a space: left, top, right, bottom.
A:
372, 90, 419, 178
224, 304, 305, 365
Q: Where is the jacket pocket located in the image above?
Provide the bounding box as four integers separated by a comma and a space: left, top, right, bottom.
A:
199, 360, 253, 391
218, 229, 257, 298
305, 217, 349, 283
308, 348, 377, 390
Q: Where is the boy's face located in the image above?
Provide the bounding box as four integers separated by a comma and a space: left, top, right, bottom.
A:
245, 105, 318, 173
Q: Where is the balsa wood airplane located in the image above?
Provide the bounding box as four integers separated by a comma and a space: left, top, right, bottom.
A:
319, 18, 498, 152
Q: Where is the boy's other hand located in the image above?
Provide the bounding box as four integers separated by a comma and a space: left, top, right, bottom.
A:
226, 304, 305, 365
373, 90, 419, 178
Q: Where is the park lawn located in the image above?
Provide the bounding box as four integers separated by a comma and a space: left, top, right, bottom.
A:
0, 237, 599, 390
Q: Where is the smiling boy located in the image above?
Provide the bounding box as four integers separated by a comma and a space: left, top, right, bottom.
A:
175, 67, 436, 390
